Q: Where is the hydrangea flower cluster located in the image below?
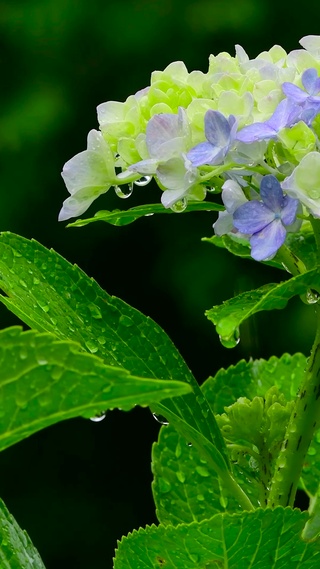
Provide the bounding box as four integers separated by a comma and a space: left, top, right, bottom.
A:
60, 35, 320, 261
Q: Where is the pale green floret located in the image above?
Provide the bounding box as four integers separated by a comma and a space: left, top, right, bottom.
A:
217, 91, 253, 128
282, 152, 320, 217
59, 130, 117, 221
277, 122, 317, 163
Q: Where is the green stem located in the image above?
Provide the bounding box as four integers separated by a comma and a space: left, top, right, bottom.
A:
268, 304, 320, 507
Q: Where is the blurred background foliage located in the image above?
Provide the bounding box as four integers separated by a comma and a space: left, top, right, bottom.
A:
0, 0, 319, 567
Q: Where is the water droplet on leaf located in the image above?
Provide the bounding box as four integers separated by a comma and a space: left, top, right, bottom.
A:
170, 198, 187, 213
88, 303, 102, 319
90, 412, 106, 422
306, 289, 320, 304
219, 327, 240, 348
85, 340, 99, 353
114, 183, 133, 199
134, 175, 152, 187
152, 413, 169, 425
176, 471, 186, 483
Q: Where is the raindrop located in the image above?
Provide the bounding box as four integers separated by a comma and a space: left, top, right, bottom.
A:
144, 213, 154, 217
134, 175, 152, 187
195, 466, 210, 478
88, 303, 102, 319
306, 289, 320, 304
196, 493, 205, 501
219, 327, 240, 349
158, 477, 172, 494
170, 198, 187, 213
114, 183, 133, 199
176, 471, 186, 483
90, 412, 106, 422
85, 340, 99, 353
152, 413, 169, 425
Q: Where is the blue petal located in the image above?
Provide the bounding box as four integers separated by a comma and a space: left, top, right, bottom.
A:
302, 68, 320, 95
187, 142, 223, 166
250, 220, 286, 261
260, 175, 283, 212
233, 201, 275, 234
204, 110, 231, 147
266, 98, 300, 130
281, 83, 308, 103
281, 195, 299, 226
236, 123, 276, 143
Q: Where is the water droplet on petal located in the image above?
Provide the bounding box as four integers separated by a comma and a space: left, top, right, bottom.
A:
219, 327, 240, 348
152, 413, 169, 425
114, 183, 133, 199
90, 412, 106, 422
170, 198, 187, 213
134, 175, 152, 187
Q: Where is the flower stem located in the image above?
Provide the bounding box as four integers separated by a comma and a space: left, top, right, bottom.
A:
268, 304, 320, 507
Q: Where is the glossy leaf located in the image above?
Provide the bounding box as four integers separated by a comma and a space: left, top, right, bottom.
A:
204, 229, 317, 271
114, 507, 320, 569
0, 498, 46, 569
67, 201, 224, 227
206, 268, 320, 346
152, 425, 238, 525
0, 327, 192, 452
0, 233, 230, 482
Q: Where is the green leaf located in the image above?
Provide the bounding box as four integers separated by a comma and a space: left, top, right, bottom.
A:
206, 268, 320, 346
201, 355, 305, 507
67, 201, 224, 227
203, 229, 317, 272
113, 507, 320, 569
0, 327, 192, 452
151, 425, 238, 525
0, 233, 230, 486
203, 234, 283, 269
202, 354, 306, 414
0, 497, 46, 569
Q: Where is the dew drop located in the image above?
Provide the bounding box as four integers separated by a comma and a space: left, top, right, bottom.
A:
219, 327, 240, 349
196, 493, 205, 501
176, 471, 186, 483
306, 289, 320, 304
152, 413, 169, 425
88, 303, 102, 319
134, 175, 152, 187
85, 340, 99, 353
195, 466, 210, 477
175, 442, 182, 458
90, 412, 106, 422
158, 477, 172, 493
170, 198, 187, 213
114, 183, 133, 199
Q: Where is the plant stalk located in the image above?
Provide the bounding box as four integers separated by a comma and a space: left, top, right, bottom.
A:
268, 304, 320, 507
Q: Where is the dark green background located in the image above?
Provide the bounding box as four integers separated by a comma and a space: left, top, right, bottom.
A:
0, 1, 318, 567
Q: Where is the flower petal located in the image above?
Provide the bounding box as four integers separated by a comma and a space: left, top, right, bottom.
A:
280, 196, 299, 226
236, 122, 276, 143
302, 68, 320, 95
187, 142, 223, 166
233, 201, 275, 234
250, 219, 286, 261
260, 175, 283, 212
204, 110, 231, 147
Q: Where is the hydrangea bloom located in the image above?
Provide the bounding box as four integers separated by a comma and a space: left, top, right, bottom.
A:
60, 35, 320, 262
233, 175, 300, 260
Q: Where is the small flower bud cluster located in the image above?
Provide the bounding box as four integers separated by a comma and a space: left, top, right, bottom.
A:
60, 36, 320, 260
